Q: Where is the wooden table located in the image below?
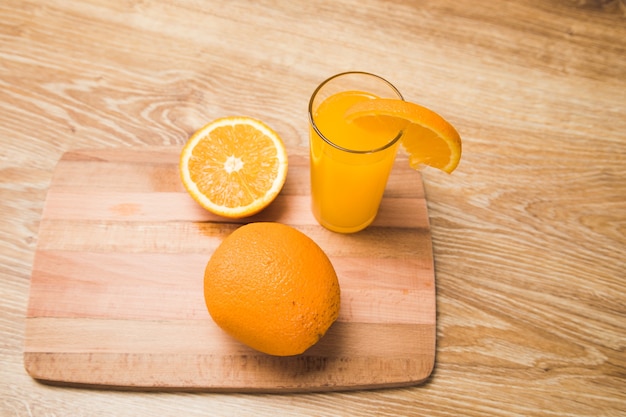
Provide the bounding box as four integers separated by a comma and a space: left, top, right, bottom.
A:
2, 0, 624, 415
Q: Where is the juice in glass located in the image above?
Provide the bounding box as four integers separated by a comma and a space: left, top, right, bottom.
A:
308, 72, 403, 233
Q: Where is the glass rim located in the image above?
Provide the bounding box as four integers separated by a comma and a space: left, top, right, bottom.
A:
308, 71, 405, 154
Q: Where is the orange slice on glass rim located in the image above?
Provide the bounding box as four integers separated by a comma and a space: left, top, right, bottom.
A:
179, 116, 288, 218
345, 99, 462, 173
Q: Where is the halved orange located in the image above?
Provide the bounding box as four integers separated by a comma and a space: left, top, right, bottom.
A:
179, 116, 288, 218
344, 99, 462, 173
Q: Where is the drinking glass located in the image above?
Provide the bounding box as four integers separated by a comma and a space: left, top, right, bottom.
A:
308, 72, 404, 233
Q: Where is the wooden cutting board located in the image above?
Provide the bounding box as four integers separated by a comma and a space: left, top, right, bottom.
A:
24, 147, 436, 392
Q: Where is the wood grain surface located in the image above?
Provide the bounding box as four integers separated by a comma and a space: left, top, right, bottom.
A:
2, 0, 625, 415
23, 148, 436, 391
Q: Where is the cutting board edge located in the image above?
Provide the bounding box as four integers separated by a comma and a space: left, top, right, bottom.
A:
23, 351, 435, 393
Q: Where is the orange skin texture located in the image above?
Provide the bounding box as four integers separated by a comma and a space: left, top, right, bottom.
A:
204, 222, 341, 356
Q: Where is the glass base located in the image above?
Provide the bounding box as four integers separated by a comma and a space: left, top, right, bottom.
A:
314, 213, 377, 234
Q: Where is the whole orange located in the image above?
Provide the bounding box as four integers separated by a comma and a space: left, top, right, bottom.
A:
204, 222, 340, 356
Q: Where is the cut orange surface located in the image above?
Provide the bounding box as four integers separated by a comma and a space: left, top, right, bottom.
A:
344, 99, 462, 173
180, 117, 288, 218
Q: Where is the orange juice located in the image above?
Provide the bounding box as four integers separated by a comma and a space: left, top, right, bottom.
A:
309, 73, 403, 233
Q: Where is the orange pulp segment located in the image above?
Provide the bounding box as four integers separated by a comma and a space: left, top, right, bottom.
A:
344, 99, 462, 173
179, 116, 288, 218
